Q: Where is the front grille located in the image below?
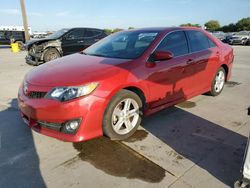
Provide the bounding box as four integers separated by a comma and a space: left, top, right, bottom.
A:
28, 91, 47, 99
37, 121, 62, 131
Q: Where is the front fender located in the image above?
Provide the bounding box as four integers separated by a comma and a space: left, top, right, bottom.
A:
41, 40, 63, 60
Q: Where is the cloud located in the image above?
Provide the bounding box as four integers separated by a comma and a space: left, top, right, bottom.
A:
0, 9, 20, 15
55, 11, 70, 17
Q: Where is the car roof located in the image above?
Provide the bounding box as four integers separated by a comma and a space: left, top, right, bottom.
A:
68, 27, 104, 31
125, 27, 203, 33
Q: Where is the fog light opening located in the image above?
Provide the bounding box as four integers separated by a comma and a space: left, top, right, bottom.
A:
66, 121, 79, 130
62, 119, 81, 134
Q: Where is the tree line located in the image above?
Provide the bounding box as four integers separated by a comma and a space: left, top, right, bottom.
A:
180, 17, 250, 32
104, 17, 250, 34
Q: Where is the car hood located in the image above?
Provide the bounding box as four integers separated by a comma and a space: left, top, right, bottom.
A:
26, 53, 129, 87
25, 38, 56, 47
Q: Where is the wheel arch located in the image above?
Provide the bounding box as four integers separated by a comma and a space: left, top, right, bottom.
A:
42, 46, 62, 61
101, 83, 148, 115
123, 86, 146, 109
221, 64, 229, 81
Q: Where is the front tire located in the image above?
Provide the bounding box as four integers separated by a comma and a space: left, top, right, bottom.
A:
103, 89, 143, 140
43, 48, 60, 62
208, 67, 226, 96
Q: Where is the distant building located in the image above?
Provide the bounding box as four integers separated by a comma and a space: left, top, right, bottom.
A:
0, 26, 32, 35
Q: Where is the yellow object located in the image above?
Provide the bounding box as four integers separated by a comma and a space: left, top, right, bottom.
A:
11, 42, 20, 53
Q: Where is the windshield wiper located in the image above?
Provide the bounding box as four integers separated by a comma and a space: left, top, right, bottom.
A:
80, 51, 87, 55
79, 52, 107, 57
88, 53, 108, 57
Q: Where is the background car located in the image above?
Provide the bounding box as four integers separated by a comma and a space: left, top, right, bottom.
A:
228, 31, 250, 45
25, 27, 107, 65
0, 30, 26, 49
211, 31, 226, 41
18, 27, 234, 142
221, 32, 235, 44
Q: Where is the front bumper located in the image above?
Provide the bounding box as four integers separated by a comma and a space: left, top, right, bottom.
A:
229, 39, 246, 45
25, 54, 42, 66
18, 85, 106, 142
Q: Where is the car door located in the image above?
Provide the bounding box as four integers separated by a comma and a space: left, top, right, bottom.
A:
61, 28, 86, 55
186, 30, 220, 94
147, 30, 194, 108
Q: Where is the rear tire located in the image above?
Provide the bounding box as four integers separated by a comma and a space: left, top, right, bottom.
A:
208, 67, 226, 96
43, 48, 60, 62
247, 40, 250, 46
234, 180, 249, 188
103, 89, 143, 140
234, 180, 242, 188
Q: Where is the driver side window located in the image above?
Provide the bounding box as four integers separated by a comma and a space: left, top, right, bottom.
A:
65, 29, 85, 40
156, 31, 189, 57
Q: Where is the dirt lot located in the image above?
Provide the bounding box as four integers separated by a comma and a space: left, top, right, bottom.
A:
0, 46, 249, 188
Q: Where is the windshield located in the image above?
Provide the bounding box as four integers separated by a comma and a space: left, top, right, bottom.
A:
84, 31, 159, 59
46, 29, 69, 39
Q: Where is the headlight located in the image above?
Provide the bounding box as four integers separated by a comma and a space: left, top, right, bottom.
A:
30, 44, 43, 53
46, 82, 98, 102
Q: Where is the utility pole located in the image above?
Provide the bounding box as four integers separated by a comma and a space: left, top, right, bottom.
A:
20, 0, 30, 41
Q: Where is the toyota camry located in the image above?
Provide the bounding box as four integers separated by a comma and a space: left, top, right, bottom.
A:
18, 27, 234, 142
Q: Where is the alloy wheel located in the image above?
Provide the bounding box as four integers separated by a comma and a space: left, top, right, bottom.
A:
111, 98, 140, 135
214, 70, 225, 92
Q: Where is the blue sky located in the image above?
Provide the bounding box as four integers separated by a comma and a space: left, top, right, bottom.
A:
0, 0, 250, 31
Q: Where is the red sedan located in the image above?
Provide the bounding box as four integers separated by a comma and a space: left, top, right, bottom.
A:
18, 27, 234, 142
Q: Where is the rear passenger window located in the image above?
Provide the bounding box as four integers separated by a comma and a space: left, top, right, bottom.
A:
84, 29, 101, 38
208, 38, 216, 48
187, 30, 210, 52
156, 31, 189, 57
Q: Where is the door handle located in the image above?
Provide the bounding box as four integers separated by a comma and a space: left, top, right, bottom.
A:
77, 40, 84, 43
186, 59, 194, 65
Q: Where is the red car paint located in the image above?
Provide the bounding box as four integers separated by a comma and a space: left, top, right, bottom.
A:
18, 27, 234, 142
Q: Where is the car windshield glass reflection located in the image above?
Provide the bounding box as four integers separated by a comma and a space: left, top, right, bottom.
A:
46, 29, 69, 39
84, 31, 159, 59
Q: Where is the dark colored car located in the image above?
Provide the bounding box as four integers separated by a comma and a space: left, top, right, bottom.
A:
18, 27, 234, 142
211, 31, 226, 41
0, 30, 25, 47
222, 34, 234, 44
25, 28, 107, 65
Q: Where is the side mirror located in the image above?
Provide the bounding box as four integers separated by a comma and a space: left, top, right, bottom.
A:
151, 50, 173, 61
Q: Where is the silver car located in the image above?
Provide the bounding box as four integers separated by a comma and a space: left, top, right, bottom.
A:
229, 31, 250, 45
